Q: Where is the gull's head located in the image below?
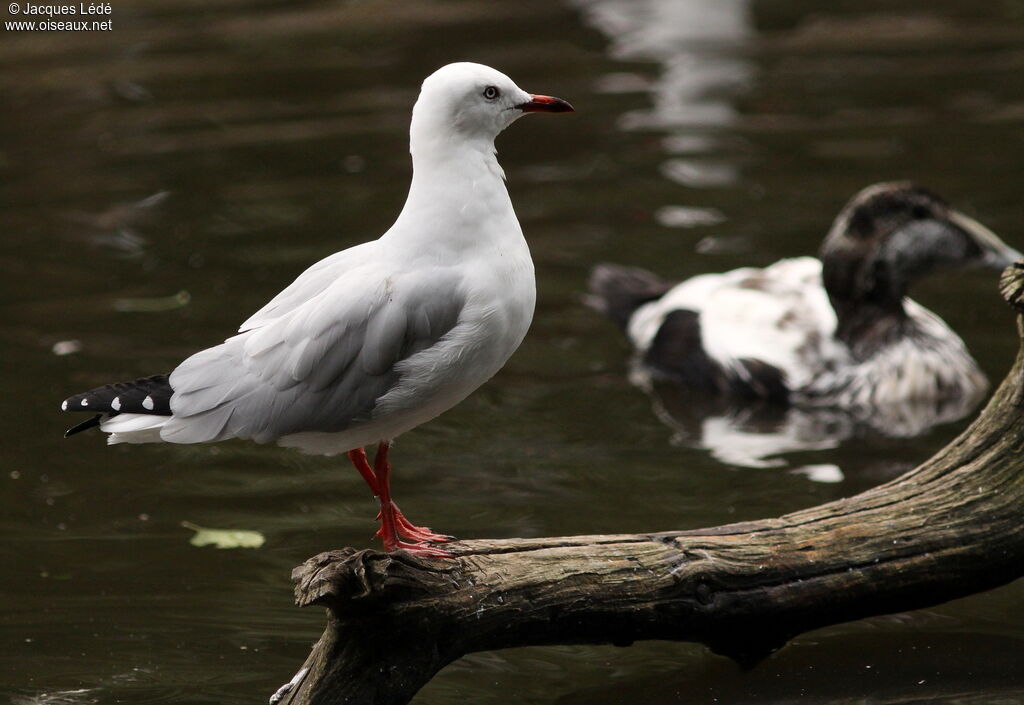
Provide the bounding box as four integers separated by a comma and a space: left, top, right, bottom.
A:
410, 62, 573, 151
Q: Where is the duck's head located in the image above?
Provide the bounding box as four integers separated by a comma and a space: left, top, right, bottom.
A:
410, 62, 573, 157
821, 182, 1021, 312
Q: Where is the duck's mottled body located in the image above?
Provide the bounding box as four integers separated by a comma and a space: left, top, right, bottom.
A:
590, 183, 1020, 411
619, 255, 986, 408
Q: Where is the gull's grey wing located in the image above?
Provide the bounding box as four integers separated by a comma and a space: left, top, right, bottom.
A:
161, 265, 465, 444
238, 241, 377, 333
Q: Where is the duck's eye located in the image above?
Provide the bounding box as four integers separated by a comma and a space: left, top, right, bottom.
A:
911, 204, 930, 219
483, 85, 500, 100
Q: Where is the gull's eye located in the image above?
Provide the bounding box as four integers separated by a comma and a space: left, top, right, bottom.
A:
483, 85, 500, 101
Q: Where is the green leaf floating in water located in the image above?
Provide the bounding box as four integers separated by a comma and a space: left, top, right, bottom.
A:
113, 290, 191, 313
181, 521, 265, 549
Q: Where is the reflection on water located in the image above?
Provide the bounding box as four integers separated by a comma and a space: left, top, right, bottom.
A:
572, 0, 754, 262
556, 630, 1024, 705
635, 367, 981, 480
11, 689, 98, 705
3, 0, 1024, 703
573, 0, 753, 130
68, 191, 170, 259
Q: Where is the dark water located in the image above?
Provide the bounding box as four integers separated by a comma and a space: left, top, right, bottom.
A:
3, 1, 1024, 703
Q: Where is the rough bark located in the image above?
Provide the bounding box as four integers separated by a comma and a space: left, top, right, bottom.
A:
274, 263, 1024, 705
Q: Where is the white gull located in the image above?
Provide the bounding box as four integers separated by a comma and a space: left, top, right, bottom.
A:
61, 62, 573, 557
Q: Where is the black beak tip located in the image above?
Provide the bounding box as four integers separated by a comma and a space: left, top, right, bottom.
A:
543, 97, 574, 113
517, 95, 575, 114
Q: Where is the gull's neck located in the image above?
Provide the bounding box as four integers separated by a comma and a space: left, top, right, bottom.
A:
409, 134, 507, 199
384, 124, 520, 252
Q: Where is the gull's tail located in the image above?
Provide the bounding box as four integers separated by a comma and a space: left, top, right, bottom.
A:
61, 374, 173, 443
585, 263, 675, 331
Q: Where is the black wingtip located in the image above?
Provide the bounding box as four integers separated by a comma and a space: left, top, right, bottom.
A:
65, 414, 103, 438
61, 373, 174, 417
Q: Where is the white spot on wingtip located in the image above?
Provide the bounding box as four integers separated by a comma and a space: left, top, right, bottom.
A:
142, 395, 154, 410
61, 400, 68, 411
111, 396, 121, 411
80, 398, 88, 407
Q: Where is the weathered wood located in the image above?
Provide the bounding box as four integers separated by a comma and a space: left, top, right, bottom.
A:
275, 263, 1024, 705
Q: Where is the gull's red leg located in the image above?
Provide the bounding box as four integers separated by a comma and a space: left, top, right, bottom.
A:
372, 440, 452, 557
347, 447, 380, 496
391, 502, 455, 543
350, 447, 398, 535
350, 446, 449, 546
373, 441, 453, 542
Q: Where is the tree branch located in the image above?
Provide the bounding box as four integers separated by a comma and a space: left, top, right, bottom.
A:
274, 263, 1024, 705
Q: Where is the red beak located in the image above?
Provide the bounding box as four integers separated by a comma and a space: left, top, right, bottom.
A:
516, 94, 574, 113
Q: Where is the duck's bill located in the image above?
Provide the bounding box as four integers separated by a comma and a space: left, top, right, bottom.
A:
949, 210, 1024, 269
516, 94, 574, 113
